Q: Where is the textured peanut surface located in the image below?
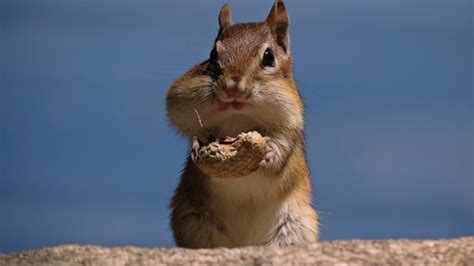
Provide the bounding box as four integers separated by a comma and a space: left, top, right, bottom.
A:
2, 237, 473, 265
196, 131, 267, 178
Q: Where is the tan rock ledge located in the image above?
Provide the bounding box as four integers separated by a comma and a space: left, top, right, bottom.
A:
1, 237, 473, 265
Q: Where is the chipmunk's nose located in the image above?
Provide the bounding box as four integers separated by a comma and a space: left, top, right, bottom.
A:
225, 76, 247, 99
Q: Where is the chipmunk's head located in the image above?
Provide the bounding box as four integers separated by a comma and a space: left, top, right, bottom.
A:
208, 1, 300, 115
167, 1, 304, 139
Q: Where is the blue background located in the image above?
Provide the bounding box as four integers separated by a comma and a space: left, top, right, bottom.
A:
1, 0, 472, 253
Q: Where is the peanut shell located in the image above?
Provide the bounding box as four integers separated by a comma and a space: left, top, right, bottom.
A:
196, 131, 266, 178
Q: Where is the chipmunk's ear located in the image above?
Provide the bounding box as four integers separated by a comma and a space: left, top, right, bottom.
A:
218, 4, 232, 34
265, 0, 290, 53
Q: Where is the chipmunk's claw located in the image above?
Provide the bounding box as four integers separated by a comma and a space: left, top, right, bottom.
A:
191, 137, 201, 163
259, 136, 276, 168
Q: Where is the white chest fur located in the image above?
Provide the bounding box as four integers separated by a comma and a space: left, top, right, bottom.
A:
207, 171, 284, 246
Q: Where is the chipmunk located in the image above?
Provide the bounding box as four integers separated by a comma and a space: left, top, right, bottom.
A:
166, 0, 319, 248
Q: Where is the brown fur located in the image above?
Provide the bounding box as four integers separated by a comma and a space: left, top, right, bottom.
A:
166, 0, 319, 248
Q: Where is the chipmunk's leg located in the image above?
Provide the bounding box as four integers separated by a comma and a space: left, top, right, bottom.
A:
171, 155, 234, 248
171, 190, 230, 248
265, 204, 319, 247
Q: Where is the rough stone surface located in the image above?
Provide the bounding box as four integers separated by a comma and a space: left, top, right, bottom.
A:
1, 237, 473, 265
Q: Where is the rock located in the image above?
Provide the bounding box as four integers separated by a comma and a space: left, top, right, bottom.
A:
1, 237, 473, 265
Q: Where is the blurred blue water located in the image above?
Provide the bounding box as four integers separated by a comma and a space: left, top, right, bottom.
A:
1, 0, 472, 253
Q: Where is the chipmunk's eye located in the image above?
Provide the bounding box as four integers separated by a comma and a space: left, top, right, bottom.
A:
209, 47, 218, 64
261, 48, 275, 68
207, 47, 222, 77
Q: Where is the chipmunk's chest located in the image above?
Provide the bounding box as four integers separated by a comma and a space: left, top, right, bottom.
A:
207, 171, 283, 246
209, 171, 279, 202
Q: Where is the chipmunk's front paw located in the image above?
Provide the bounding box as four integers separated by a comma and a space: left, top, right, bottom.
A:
259, 136, 277, 168
191, 137, 201, 163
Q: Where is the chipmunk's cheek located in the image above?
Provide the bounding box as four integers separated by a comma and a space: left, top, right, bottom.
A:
248, 86, 262, 101
214, 98, 230, 111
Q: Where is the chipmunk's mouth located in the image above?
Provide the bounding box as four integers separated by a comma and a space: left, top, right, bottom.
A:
214, 98, 248, 111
